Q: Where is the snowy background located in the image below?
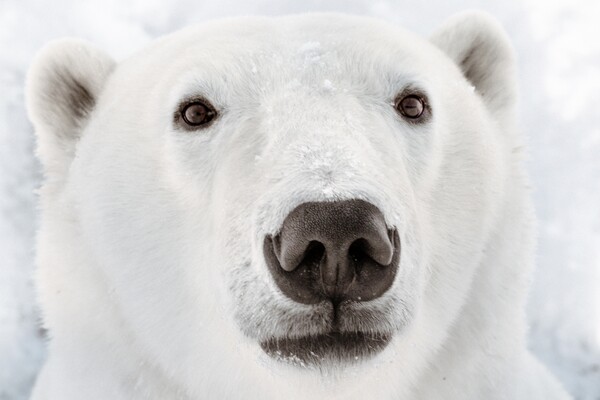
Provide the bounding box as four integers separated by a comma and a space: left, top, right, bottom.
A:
1, 0, 598, 399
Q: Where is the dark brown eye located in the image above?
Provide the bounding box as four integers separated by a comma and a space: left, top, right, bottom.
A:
181, 101, 216, 127
395, 95, 425, 119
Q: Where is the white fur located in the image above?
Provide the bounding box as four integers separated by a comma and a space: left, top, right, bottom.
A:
26, 11, 570, 400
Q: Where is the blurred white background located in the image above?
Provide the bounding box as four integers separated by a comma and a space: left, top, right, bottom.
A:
1, 0, 598, 399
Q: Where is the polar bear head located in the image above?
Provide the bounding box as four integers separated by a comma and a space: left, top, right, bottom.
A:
27, 12, 529, 399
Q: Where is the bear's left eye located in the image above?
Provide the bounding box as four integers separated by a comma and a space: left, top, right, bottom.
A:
179, 100, 217, 129
395, 94, 426, 120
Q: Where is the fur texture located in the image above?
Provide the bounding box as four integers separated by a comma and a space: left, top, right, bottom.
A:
26, 12, 570, 400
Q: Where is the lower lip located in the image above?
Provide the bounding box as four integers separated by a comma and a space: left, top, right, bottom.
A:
260, 331, 392, 366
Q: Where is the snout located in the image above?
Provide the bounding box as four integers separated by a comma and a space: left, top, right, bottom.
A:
264, 199, 400, 304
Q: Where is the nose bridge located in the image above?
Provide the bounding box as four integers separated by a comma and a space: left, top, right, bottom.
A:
265, 88, 371, 166
253, 88, 407, 246
271, 106, 373, 192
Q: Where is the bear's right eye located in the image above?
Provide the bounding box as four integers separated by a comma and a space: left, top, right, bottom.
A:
395, 95, 426, 120
179, 100, 217, 129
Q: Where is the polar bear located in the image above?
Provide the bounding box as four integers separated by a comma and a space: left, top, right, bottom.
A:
26, 11, 570, 400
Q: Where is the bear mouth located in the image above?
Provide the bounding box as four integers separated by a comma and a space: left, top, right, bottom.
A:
260, 331, 392, 366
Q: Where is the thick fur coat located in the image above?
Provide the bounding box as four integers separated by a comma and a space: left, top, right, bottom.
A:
26, 12, 570, 400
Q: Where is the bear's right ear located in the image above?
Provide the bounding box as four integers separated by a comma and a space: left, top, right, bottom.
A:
26, 39, 115, 178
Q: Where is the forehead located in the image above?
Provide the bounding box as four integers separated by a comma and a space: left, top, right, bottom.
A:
158, 14, 426, 62
120, 15, 442, 99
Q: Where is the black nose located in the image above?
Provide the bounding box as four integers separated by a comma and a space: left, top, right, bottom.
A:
264, 199, 400, 304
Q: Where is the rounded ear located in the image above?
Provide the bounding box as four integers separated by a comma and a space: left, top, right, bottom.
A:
26, 39, 115, 178
430, 11, 517, 117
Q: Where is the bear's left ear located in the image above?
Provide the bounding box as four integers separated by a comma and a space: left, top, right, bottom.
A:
26, 39, 115, 179
430, 11, 517, 116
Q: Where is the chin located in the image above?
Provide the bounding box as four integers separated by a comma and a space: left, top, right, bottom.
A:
260, 330, 393, 367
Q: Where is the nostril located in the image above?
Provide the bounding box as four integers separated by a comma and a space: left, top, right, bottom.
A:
274, 235, 326, 272
349, 234, 394, 267
348, 239, 369, 265
302, 241, 326, 268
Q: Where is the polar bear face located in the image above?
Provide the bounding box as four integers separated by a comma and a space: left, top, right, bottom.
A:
28, 12, 520, 397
